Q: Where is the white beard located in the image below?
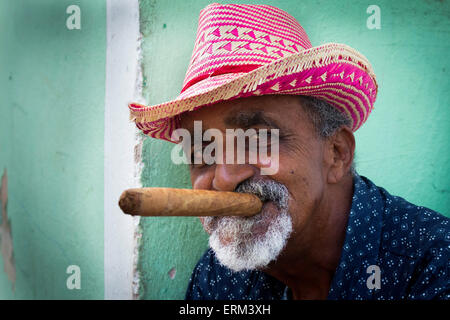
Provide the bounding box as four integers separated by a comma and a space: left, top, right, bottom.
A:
204, 179, 293, 272
208, 211, 292, 272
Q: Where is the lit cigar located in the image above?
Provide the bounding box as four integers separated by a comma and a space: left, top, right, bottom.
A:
118, 188, 263, 217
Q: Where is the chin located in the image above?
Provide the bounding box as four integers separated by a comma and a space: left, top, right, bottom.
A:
209, 210, 293, 272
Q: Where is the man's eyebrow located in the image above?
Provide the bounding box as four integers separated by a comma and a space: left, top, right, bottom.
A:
224, 110, 281, 129
182, 110, 283, 147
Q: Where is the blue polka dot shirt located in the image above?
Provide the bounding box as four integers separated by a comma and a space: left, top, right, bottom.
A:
185, 174, 450, 300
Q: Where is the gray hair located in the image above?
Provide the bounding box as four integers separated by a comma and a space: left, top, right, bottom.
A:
298, 96, 356, 176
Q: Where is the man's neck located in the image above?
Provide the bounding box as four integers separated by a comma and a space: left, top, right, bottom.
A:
262, 174, 354, 300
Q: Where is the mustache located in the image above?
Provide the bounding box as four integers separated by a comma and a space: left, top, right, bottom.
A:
202, 178, 289, 233
234, 178, 289, 210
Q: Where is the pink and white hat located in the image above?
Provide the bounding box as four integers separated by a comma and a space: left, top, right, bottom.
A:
129, 3, 378, 142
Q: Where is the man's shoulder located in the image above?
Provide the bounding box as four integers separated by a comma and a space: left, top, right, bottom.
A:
375, 184, 450, 259
370, 181, 450, 299
350, 175, 449, 299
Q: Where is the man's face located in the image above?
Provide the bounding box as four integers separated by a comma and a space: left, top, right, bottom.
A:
179, 95, 328, 271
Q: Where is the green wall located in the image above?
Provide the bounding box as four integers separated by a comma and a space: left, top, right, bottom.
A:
137, 0, 450, 300
0, 0, 106, 299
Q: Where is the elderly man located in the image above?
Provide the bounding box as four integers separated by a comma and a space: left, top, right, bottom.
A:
128, 4, 449, 300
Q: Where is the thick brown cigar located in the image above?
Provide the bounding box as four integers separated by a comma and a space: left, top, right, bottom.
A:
118, 188, 262, 217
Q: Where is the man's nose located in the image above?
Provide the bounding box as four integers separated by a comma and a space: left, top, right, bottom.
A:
212, 163, 255, 192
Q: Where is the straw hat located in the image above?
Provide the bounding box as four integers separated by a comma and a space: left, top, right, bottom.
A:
129, 3, 378, 142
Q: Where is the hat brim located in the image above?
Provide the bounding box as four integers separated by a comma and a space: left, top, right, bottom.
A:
129, 43, 378, 142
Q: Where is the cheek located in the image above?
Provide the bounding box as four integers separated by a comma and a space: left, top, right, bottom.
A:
275, 153, 325, 224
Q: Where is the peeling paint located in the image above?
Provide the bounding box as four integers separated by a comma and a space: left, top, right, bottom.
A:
132, 216, 142, 299
132, 133, 143, 299
168, 267, 176, 280
0, 169, 16, 290
132, 25, 145, 301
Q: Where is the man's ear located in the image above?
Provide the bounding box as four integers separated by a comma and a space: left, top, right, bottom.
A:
324, 127, 355, 184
